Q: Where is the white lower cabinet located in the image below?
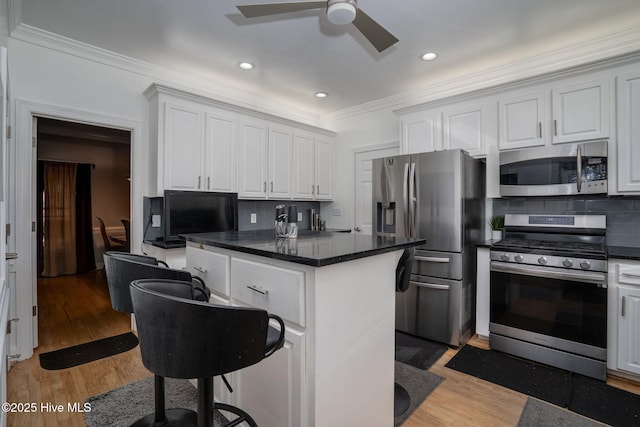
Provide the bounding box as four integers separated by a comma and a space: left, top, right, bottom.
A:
218, 253, 307, 427
232, 326, 305, 427
608, 259, 640, 377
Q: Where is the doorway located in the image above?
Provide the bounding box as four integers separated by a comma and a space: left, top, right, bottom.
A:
354, 145, 398, 235
35, 117, 131, 346
36, 117, 131, 276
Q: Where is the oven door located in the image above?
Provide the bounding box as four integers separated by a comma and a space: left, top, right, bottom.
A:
489, 261, 607, 360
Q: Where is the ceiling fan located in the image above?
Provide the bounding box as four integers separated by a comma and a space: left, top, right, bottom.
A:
236, 0, 399, 53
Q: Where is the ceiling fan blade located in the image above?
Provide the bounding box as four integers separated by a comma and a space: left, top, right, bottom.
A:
352, 8, 399, 53
237, 2, 327, 18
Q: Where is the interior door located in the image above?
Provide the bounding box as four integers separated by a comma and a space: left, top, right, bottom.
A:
354, 146, 398, 234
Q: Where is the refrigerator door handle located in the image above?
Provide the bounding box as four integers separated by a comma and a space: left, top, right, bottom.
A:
410, 280, 450, 290
408, 162, 416, 238
403, 162, 410, 235
415, 256, 450, 263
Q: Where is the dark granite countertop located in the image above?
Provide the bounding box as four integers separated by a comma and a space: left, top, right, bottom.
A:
476, 239, 501, 248
181, 230, 426, 267
608, 246, 640, 261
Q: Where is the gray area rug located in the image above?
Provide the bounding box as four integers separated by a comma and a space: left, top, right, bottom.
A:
84, 365, 443, 427
395, 360, 444, 427
84, 377, 227, 427
517, 398, 609, 427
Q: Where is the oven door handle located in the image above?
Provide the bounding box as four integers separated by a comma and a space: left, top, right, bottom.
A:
490, 261, 606, 285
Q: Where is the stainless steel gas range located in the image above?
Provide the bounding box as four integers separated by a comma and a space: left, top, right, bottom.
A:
489, 214, 608, 380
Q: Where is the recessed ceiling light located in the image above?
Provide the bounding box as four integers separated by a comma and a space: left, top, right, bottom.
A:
239, 62, 254, 70
315, 92, 328, 98
421, 52, 438, 61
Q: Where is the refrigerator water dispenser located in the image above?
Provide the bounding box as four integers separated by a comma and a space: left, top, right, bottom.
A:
376, 202, 396, 233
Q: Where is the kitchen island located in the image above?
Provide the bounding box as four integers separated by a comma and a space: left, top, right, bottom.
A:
182, 230, 425, 427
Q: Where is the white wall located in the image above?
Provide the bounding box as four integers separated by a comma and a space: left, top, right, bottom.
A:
322, 107, 400, 231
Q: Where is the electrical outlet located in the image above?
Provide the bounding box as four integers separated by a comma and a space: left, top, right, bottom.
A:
297, 212, 303, 222
333, 207, 342, 216
152, 214, 161, 227
250, 213, 257, 224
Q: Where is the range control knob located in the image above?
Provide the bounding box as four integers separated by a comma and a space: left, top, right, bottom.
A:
538, 256, 547, 265
580, 260, 591, 270
514, 255, 524, 263
563, 259, 574, 268
500, 254, 509, 262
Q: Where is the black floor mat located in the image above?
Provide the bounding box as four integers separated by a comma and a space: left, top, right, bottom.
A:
446, 345, 640, 426
395, 331, 448, 370
39, 332, 139, 370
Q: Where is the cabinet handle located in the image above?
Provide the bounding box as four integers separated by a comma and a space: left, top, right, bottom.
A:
621, 296, 626, 317
198, 175, 201, 189
247, 284, 269, 295
271, 181, 274, 192
538, 122, 542, 138
263, 181, 266, 192
622, 272, 640, 279
553, 119, 558, 136
207, 177, 210, 190
193, 266, 207, 274
316, 184, 320, 194
312, 185, 315, 195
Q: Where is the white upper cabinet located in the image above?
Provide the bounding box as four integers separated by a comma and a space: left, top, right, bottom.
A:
292, 132, 315, 199
292, 132, 334, 200
398, 102, 489, 157
204, 111, 236, 192
399, 110, 442, 154
551, 78, 610, 144
237, 120, 269, 198
498, 91, 547, 150
314, 136, 334, 200
163, 100, 205, 191
268, 126, 293, 199
498, 78, 611, 150
442, 103, 488, 157
145, 84, 336, 199
616, 70, 640, 194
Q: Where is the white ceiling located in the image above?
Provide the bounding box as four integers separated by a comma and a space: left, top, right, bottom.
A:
15, 0, 640, 116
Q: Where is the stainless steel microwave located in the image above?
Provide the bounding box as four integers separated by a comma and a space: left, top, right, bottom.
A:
499, 140, 608, 197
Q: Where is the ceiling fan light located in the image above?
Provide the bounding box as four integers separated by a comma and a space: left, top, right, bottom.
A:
327, 1, 357, 25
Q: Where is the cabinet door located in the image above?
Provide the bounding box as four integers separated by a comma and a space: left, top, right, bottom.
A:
498, 92, 546, 150
314, 136, 333, 200
163, 101, 204, 190
618, 286, 640, 375
293, 132, 315, 199
268, 127, 293, 198
400, 111, 441, 154
616, 71, 640, 193
234, 326, 305, 427
551, 78, 610, 144
204, 112, 235, 192
237, 121, 268, 198
442, 104, 486, 156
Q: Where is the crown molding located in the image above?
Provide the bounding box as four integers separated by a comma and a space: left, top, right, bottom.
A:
9, 23, 325, 128
323, 25, 640, 123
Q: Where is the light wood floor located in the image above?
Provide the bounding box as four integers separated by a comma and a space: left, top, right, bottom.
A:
7, 271, 640, 426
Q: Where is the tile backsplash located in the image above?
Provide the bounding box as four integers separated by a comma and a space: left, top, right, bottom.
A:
492, 195, 640, 248
238, 200, 321, 231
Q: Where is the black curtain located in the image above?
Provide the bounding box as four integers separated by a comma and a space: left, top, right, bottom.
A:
75, 163, 96, 273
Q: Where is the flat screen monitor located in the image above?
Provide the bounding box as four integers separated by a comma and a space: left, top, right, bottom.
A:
163, 190, 238, 243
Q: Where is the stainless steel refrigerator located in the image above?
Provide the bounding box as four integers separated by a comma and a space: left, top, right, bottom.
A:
373, 149, 485, 346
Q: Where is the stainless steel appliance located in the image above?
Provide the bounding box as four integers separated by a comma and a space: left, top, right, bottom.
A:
373, 149, 485, 346
490, 214, 608, 380
499, 140, 607, 197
